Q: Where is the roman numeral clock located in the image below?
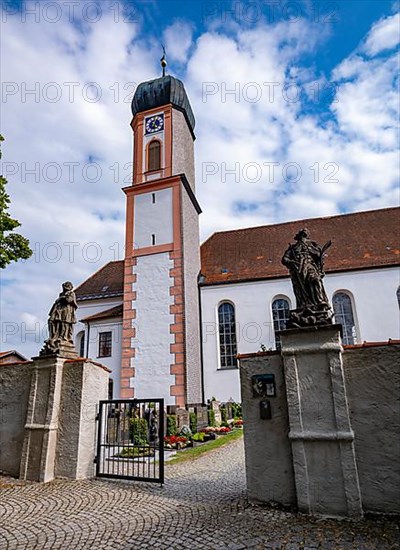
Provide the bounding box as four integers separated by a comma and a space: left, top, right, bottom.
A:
145, 114, 164, 134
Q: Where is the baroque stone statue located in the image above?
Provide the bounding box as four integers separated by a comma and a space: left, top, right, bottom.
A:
282, 229, 333, 328
40, 281, 78, 357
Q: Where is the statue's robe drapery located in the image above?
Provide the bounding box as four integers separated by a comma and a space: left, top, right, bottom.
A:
282, 238, 330, 311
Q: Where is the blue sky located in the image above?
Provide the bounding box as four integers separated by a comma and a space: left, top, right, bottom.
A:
1, 0, 399, 357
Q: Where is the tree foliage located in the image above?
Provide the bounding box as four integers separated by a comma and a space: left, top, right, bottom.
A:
0, 135, 32, 268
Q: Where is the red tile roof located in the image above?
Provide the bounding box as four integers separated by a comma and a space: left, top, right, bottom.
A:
0, 350, 28, 362
75, 260, 124, 301
80, 304, 123, 322
238, 339, 400, 360
75, 207, 400, 298
200, 207, 400, 285
343, 339, 400, 349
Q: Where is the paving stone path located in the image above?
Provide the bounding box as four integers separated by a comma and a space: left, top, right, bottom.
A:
0, 437, 398, 549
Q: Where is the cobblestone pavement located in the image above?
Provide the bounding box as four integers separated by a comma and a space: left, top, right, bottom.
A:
0, 438, 398, 550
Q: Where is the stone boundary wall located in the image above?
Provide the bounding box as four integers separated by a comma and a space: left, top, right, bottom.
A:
239, 342, 400, 515
344, 344, 400, 514
0, 361, 32, 477
239, 352, 296, 506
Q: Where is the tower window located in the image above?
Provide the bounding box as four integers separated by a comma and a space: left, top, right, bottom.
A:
152, 193, 156, 204
148, 140, 161, 171
152, 234, 156, 245
218, 302, 238, 368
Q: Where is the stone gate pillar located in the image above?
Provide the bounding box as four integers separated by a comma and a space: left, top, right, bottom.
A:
19, 356, 64, 482
19, 356, 109, 482
279, 325, 363, 517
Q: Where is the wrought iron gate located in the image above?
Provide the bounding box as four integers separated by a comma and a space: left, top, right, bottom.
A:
96, 399, 164, 484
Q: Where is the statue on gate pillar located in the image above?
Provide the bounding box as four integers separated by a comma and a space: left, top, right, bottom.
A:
40, 281, 78, 357
282, 229, 333, 328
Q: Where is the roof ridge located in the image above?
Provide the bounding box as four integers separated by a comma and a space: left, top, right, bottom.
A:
203, 206, 400, 239
74, 259, 123, 292
80, 303, 123, 322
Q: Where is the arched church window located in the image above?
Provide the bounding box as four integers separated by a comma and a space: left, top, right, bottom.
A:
333, 292, 357, 345
218, 302, 237, 368
148, 140, 161, 172
272, 298, 290, 350
397, 286, 400, 309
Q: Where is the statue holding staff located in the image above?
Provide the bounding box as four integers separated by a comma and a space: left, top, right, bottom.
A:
40, 281, 78, 356
282, 229, 333, 327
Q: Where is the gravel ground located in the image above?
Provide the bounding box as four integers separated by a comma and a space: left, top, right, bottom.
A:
0, 437, 398, 549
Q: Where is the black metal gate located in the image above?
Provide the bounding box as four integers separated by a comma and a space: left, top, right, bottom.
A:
96, 399, 164, 484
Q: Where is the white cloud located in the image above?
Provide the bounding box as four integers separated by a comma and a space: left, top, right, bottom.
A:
332, 44, 399, 149
163, 20, 194, 63
186, 16, 399, 236
362, 12, 400, 56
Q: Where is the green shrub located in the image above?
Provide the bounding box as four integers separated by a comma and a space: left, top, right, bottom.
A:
208, 409, 216, 427
232, 402, 242, 419
192, 432, 205, 442
220, 405, 227, 423
166, 414, 177, 436
118, 447, 154, 458
129, 418, 148, 446
189, 412, 197, 434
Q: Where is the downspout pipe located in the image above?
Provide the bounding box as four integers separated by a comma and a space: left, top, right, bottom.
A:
86, 321, 90, 358
197, 275, 205, 405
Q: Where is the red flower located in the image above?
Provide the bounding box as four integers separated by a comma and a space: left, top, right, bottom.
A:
164, 435, 188, 445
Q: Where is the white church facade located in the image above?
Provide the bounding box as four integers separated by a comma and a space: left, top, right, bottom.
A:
74, 73, 400, 404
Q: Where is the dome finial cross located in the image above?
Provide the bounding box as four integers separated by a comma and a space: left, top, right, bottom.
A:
160, 45, 167, 77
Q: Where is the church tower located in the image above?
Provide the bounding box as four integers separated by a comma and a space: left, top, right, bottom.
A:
120, 69, 202, 407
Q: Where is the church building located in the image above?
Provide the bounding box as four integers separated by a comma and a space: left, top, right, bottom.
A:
74, 72, 400, 404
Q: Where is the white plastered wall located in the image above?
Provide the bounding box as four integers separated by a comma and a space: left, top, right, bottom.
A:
75, 298, 122, 398
133, 188, 173, 248
132, 252, 175, 404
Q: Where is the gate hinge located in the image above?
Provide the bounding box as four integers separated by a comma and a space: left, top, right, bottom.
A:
93, 456, 97, 464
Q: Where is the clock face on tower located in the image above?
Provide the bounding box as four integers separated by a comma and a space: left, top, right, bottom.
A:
145, 114, 164, 134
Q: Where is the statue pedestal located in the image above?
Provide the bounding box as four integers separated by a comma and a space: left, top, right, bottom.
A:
39, 341, 78, 360
279, 325, 363, 517
19, 355, 109, 482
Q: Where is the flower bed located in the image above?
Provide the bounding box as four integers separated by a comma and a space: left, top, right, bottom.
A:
233, 419, 243, 428
200, 426, 231, 435
164, 435, 190, 449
